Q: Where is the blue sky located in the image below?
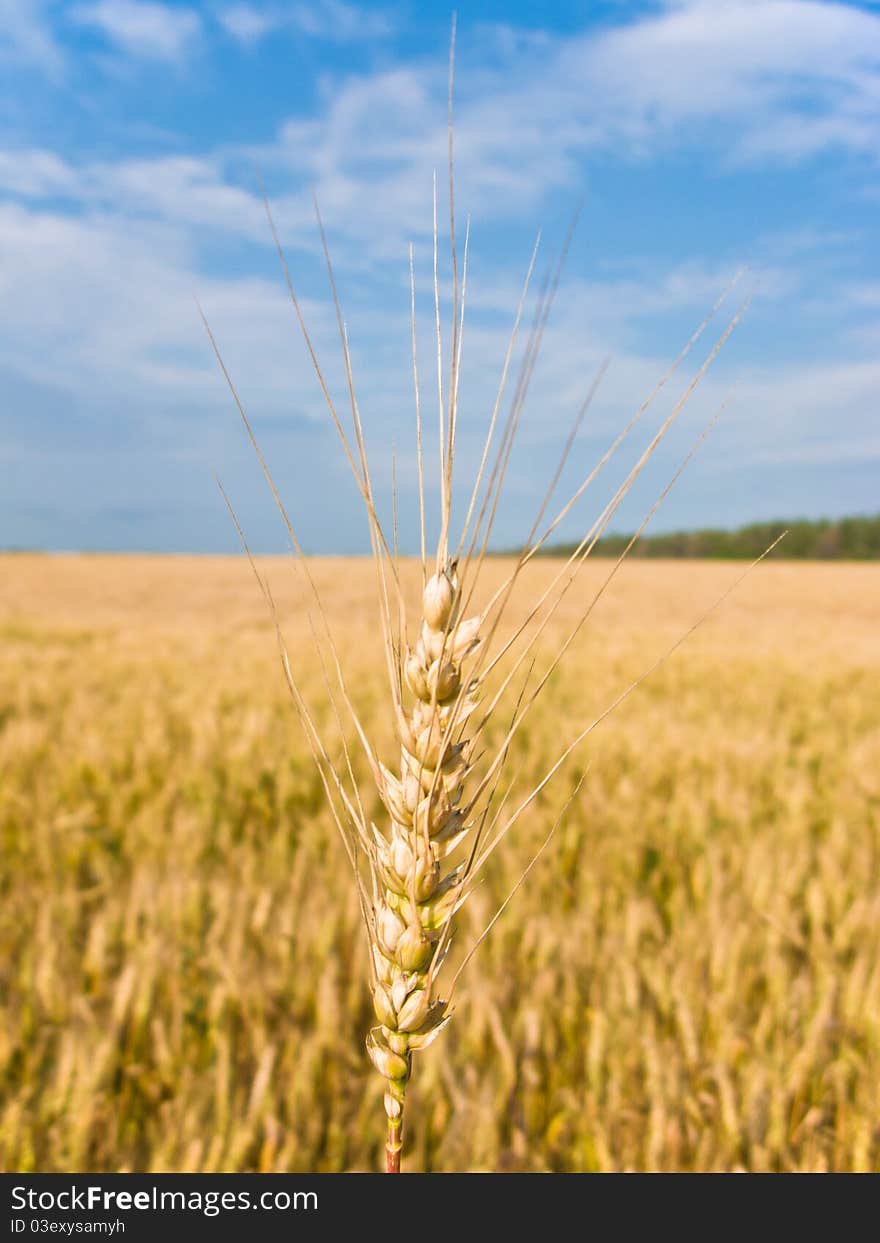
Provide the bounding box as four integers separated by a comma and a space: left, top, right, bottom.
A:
1, 0, 878, 553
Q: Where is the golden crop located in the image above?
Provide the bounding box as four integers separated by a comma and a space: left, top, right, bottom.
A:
1, 553, 878, 1171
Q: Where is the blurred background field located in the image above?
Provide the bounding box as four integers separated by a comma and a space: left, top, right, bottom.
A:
1, 553, 878, 1172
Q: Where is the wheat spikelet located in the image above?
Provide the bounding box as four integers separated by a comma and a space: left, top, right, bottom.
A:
202, 20, 784, 1173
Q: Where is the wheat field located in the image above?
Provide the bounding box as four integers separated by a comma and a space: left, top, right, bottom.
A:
1, 552, 878, 1172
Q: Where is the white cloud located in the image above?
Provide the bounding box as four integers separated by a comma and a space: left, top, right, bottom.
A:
0, 0, 64, 77
461, 1, 880, 168
217, 1, 392, 46
713, 357, 880, 466
70, 0, 201, 63
0, 197, 341, 421
93, 156, 269, 238
292, 0, 392, 41
217, 3, 277, 44
0, 149, 78, 198
845, 282, 880, 311
0, 148, 273, 242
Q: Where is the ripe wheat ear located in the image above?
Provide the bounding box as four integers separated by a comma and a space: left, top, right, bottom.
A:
203, 23, 783, 1174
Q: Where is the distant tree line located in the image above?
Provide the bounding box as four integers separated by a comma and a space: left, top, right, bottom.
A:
541, 514, 880, 560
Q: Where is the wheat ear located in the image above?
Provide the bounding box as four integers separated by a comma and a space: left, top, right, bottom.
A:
367, 557, 480, 1170
203, 22, 783, 1174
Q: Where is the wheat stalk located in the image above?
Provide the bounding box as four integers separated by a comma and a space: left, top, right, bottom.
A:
202, 20, 783, 1173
